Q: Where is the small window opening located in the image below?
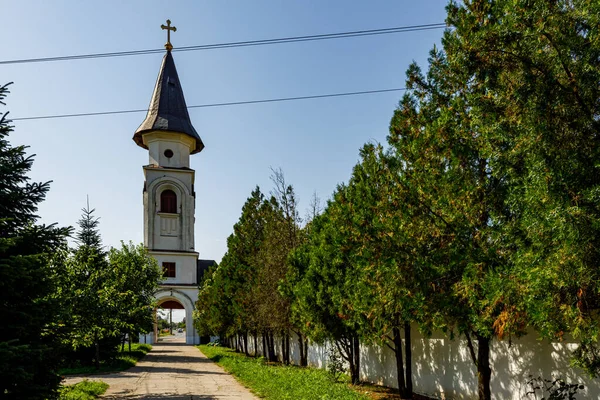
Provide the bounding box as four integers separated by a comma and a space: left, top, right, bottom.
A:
163, 262, 176, 278
160, 190, 177, 213
164, 149, 174, 158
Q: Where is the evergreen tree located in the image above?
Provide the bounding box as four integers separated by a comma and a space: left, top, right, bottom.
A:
0, 82, 71, 399
289, 189, 363, 384
442, 0, 600, 376
66, 203, 118, 370
387, 1, 600, 397
75, 197, 103, 253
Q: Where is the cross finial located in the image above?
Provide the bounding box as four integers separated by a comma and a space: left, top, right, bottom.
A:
161, 19, 177, 51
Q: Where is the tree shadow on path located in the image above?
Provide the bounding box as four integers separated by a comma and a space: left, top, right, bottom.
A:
105, 395, 220, 399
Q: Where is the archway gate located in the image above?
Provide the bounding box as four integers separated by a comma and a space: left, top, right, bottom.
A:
140, 288, 200, 344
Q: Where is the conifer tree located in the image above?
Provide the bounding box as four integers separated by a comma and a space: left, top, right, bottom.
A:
75, 197, 103, 253
387, 1, 600, 398
67, 201, 118, 369
0, 82, 71, 399
289, 190, 363, 384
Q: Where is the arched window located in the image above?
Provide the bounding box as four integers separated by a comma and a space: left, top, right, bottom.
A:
160, 189, 177, 213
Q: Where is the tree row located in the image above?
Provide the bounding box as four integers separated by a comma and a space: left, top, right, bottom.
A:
195, 1, 600, 400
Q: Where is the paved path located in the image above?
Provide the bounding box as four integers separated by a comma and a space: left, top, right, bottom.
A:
64, 336, 258, 400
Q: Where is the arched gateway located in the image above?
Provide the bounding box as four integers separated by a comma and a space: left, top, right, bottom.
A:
135, 22, 214, 345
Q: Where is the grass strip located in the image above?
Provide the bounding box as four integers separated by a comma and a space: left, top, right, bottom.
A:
59, 379, 108, 400
198, 345, 368, 400
60, 343, 152, 375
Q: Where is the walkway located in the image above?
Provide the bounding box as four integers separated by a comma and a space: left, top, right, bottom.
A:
64, 335, 258, 400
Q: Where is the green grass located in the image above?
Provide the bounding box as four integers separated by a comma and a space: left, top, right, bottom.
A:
198, 345, 369, 400
58, 380, 108, 400
59, 343, 152, 375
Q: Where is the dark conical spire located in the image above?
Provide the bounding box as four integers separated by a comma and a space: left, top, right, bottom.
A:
134, 51, 204, 154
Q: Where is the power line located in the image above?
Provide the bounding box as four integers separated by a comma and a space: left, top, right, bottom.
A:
11, 88, 406, 121
0, 23, 446, 66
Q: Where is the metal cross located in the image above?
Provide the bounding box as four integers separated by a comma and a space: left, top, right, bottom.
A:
161, 19, 177, 51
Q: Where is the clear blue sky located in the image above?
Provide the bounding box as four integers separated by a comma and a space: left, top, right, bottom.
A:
3, 1, 448, 262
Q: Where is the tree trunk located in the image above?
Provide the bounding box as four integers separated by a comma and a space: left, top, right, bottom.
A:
265, 332, 270, 359
336, 336, 360, 384
262, 332, 268, 358
253, 333, 258, 357
295, 330, 308, 366
285, 333, 290, 364
295, 331, 305, 366
268, 331, 277, 362
476, 334, 491, 400
393, 327, 407, 395
243, 332, 249, 356
128, 333, 132, 353
351, 335, 360, 384
282, 332, 290, 365
302, 335, 308, 366
94, 333, 100, 371
404, 322, 413, 398
121, 334, 126, 352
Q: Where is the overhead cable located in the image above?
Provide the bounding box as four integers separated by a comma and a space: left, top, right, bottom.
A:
0, 23, 446, 65
11, 88, 406, 121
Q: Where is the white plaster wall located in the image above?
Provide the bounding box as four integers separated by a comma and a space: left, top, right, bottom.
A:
238, 329, 598, 399
139, 332, 154, 344
143, 131, 195, 168
144, 172, 195, 251
145, 167, 194, 190
151, 252, 198, 285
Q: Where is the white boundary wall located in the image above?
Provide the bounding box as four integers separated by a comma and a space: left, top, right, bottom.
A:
241, 328, 599, 399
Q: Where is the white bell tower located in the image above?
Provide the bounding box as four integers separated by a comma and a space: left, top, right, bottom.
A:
134, 21, 211, 344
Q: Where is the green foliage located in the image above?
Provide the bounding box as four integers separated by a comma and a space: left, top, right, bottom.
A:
288, 192, 362, 383
195, 178, 304, 364
198, 345, 366, 400
58, 380, 108, 400
62, 204, 116, 367
198, 1, 600, 398
108, 242, 162, 336
445, 0, 600, 374
60, 206, 160, 369
0, 82, 72, 399
75, 199, 103, 254
326, 346, 345, 383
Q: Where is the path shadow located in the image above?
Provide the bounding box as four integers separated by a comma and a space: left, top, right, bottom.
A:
147, 350, 179, 354
155, 342, 189, 347
137, 365, 225, 375
106, 395, 220, 399
143, 355, 218, 363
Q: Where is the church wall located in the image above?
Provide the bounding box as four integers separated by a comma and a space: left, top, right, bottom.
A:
144, 131, 195, 168
241, 328, 599, 399
144, 172, 195, 252
152, 252, 198, 284
145, 168, 194, 192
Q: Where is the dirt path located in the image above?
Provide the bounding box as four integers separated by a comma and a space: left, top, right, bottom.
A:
64, 336, 258, 399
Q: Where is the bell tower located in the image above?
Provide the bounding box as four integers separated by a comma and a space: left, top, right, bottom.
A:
134, 20, 208, 344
